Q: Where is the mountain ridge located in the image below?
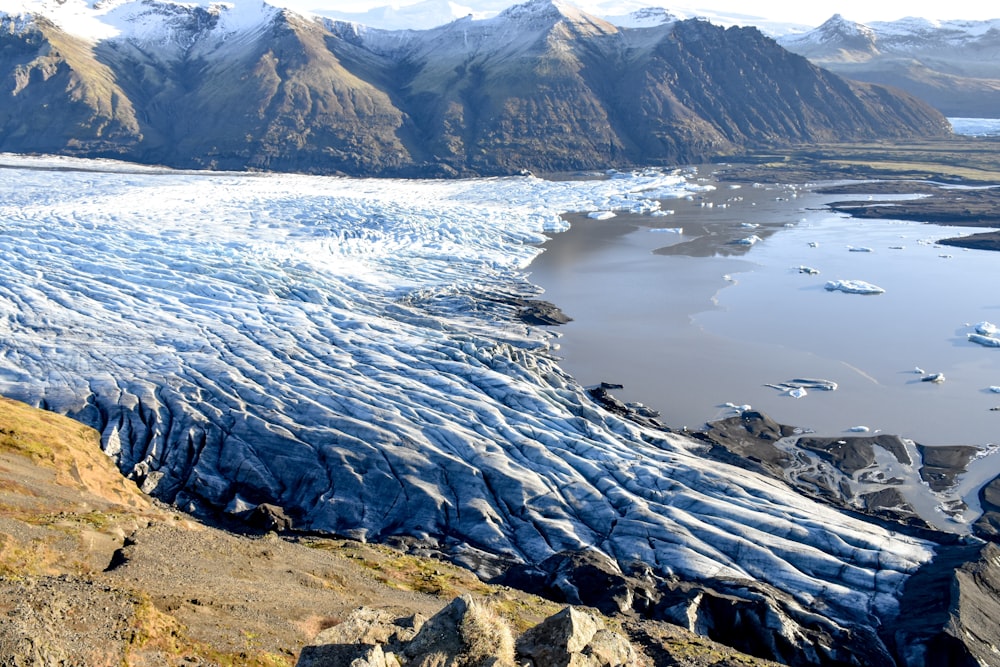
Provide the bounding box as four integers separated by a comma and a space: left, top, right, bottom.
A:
1, 0, 951, 176
780, 14, 1000, 116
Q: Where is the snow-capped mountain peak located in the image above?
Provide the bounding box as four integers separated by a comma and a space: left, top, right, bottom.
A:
0, 0, 279, 44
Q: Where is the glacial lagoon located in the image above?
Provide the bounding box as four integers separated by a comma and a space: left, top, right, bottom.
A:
529, 171, 1000, 452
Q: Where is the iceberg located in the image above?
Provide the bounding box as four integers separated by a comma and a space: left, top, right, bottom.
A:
825, 279, 885, 295
731, 234, 762, 246
766, 378, 838, 395
970, 333, 1000, 348
975, 321, 998, 336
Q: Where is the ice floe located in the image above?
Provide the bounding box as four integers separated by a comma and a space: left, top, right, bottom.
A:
975, 322, 998, 336
767, 378, 839, 392
970, 334, 1000, 348
0, 154, 935, 626
825, 280, 885, 295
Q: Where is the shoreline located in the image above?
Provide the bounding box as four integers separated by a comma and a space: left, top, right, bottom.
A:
530, 163, 1000, 533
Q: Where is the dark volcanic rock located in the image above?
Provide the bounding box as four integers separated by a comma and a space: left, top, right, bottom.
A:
502, 548, 900, 666
886, 541, 1000, 667
974, 475, 1000, 538
798, 433, 911, 475
695, 410, 797, 476
500, 550, 645, 616
917, 444, 979, 491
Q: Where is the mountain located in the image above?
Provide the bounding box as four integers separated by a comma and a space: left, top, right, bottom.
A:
0, 0, 950, 176
780, 14, 1000, 117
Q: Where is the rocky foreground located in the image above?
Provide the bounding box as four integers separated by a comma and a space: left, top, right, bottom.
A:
0, 395, 785, 665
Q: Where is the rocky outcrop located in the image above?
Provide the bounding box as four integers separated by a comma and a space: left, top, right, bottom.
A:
502, 548, 896, 666
886, 541, 1000, 666
0, 0, 951, 176
698, 410, 981, 529
298, 597, 637, 667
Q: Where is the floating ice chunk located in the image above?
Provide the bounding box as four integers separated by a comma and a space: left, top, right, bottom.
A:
847, 426, 870, 433
847, 246, 873, 252
975, 322, 998, 336
913, 367, 925, 374
649, 227, 683, 234
740, 222, 760, 229
825, 280, 884, 295
649, 209, 675, 216
969, 333, 1000, 348
889, 246, 905, 250
990, 386, 1000, 393
808, 242, 819, 248
731, 235, 762, 246
921, 373, 946, 383
766, 378, 838, 393
939, 254, 953, 259
797, 266, 819, 275
588, 211, 616, 220
787, 387, 807, 399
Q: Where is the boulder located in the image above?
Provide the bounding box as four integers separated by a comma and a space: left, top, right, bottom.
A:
403, 595, 516, 667
516, 606, 636, 667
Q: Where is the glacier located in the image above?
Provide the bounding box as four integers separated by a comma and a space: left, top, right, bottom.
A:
0, 154, 936, 629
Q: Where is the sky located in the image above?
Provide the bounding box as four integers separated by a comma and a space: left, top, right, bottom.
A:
321, 0, 999, 27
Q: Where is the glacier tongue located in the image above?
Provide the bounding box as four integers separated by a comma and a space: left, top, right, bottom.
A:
0, 155, 933, 625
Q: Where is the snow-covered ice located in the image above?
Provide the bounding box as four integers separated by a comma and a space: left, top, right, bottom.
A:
0, 154, 935, 626
970, 333, 1000, 348
825, 279, 885, 294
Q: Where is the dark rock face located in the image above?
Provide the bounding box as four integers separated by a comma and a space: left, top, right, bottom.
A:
886, 541, 1000, 667
0, 0, 950, 176
502, 548, 900, 666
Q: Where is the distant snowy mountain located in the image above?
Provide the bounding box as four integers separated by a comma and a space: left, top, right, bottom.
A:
0, 0, 949, 175
780, 14, 1000, 116
313, 0, 810, 35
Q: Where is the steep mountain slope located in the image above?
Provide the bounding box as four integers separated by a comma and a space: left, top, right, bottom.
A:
780, 14, 1000, 116
0, 0, 951, 175
0, 15, 141, 157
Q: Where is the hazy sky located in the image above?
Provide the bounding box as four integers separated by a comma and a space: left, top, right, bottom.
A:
326, 0, 998, 26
